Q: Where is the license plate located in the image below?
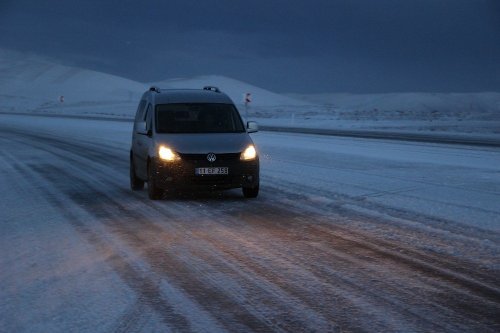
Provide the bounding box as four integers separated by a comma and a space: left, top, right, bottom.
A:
195, 167, 229, 175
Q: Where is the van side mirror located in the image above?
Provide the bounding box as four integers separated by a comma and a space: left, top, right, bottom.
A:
247, 121, 258, 133
137, 121, 151, 136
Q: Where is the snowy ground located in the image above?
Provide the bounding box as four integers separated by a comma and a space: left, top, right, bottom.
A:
1, 114, 499, 332
2, 49, 499, 140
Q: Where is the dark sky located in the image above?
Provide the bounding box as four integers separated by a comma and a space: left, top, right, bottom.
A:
1, 0, 499, 93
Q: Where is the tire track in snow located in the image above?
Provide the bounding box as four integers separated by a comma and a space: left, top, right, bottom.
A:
161, 199, 500, 332
1, 129, 344, 331
30, 164, 286, 333
0, 154, 193, 331
2, 125, 499, 332
265, 175, 500, 245
21, 173, 191, 332
1, 130, 280, 331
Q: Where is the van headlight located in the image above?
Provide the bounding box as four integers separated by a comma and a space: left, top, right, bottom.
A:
240, 145, 257, 161
158, 145, 180, 162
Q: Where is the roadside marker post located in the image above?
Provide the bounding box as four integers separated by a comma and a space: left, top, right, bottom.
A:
244, 92, 251, 118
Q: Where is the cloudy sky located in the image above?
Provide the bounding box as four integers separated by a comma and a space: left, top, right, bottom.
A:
0, 0, 499, 93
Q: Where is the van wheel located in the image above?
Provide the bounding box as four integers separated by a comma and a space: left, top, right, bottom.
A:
130, 156, 144, 191
242, 185, 259, 198
148, 161, 164, 200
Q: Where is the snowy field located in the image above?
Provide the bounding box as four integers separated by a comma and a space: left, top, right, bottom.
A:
1, 48, 499, 140
1, 114, 499, 332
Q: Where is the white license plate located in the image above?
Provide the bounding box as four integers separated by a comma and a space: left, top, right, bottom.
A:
195, 167, 229, 175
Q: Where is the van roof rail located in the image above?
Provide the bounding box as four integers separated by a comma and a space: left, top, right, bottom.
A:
203, 86, 220, 93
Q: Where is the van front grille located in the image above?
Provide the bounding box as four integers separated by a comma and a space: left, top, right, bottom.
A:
179, 153, 240, 161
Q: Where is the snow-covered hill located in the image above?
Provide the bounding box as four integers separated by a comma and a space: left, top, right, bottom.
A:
1, 48, 498, 136
153, 75, 308, 107
0, 49, 306, 118
0, 49, 146, 117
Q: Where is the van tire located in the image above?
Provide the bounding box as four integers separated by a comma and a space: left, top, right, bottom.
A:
243, 185, 259, 198
148, 161, 164, 200
130, 155, 144, 191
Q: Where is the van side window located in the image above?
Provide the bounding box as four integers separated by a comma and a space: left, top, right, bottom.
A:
144, 104, 153, 131
135, 100, 147, 122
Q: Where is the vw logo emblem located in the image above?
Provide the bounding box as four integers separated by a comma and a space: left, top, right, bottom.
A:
207, 153, 217, 163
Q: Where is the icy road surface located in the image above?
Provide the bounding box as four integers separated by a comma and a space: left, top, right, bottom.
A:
1, 114, 499, 332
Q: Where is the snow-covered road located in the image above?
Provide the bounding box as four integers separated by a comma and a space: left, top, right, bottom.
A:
1, 114, 499, 332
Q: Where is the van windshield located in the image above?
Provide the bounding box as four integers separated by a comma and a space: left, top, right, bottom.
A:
156, 103, 246, 134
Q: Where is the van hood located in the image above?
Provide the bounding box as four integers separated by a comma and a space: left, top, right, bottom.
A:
154, 132, 254, 154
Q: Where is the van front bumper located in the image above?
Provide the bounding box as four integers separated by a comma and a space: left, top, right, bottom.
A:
151, 156, 259, 191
